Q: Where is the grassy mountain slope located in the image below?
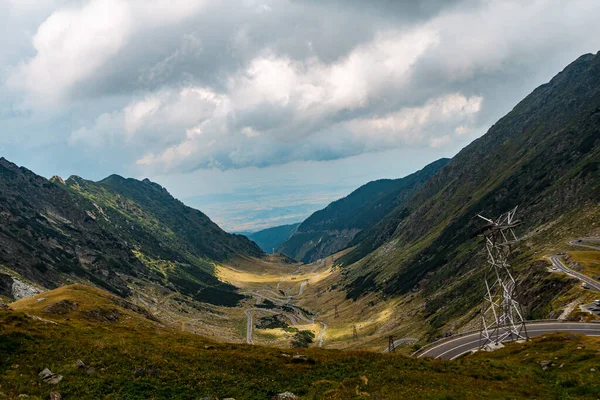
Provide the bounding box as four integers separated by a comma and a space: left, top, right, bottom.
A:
2, 284, 600, 399
278, 158, 449, 263
340, 52, 600, 334
245, 222, 301, 254
0, 159, 263, 306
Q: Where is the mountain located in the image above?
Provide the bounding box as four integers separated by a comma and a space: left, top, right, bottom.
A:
278, 158, 450, 263
244, 222, 301, 254
0, 159, 263, 306
339, 52, 600, 332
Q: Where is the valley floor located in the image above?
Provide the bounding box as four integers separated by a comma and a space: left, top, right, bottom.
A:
118, 237, 600, 356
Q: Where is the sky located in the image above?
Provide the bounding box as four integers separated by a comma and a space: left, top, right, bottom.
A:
1, 0, 599, 231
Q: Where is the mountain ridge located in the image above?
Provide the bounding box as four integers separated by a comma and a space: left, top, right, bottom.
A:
278, 158, 450, 263
0, 159, 263, 306
244, 222, 301, 254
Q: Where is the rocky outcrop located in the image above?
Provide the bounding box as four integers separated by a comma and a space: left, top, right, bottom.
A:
11, 279, 42, 300
0, 274, 14, 298
49, 175, 66, 185
82, 307, 121, 323
42, 300, 79, 315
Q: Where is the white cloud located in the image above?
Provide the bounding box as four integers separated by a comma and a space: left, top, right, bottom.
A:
230, 28, 438, 119
8, 0, 208, 106
8, 0, 132, 105
429, 135, 452, 148
347, 93, 482, 148
71, 27, 445, 171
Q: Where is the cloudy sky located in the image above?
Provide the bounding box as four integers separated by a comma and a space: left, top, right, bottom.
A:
1, 0, 599, 231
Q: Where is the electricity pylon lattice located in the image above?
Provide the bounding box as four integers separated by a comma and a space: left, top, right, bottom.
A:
477, 206, 528, 348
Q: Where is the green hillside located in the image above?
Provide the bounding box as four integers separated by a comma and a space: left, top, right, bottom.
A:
339, 52, 600, 334
278, 158, 449, 263
0, 159, 263, 306
245, 222, 301, 254
2, 284, 600, 399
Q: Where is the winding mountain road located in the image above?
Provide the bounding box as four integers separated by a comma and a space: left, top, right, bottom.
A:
549, 256, 600, 291
406, 238, 600, 359
414, 321, 600, 360
549, 238, 600, 291
244, 263, 328, 346
568, 238, 600, 251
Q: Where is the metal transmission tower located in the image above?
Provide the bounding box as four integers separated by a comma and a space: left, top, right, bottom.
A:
388, 336, 396, 353
477, 206, 528, 349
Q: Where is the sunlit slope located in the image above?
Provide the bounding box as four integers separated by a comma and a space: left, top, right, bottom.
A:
2, 284, 600, 399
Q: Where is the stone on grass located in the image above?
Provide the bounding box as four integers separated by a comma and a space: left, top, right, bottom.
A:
539, 360, 551, 371
38, 368, 63, 384
272, 392, 298, 400
49, 392, 61, 400
38, 369, 52, 379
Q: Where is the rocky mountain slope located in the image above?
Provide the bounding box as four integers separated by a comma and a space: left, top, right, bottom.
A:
278, 158, 449, 263
244, 222, 301, 254
338, 52, 600, 334
0, 158, 263, 306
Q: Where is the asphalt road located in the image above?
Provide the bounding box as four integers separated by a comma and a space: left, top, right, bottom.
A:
415, 322, 600, 360
383, 338, 418, 353
568, 238, 600, 251
549, 256, 600, 291
409, 239, 600, 359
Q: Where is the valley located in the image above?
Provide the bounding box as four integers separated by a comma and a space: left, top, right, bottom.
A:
0, 48, 599, 399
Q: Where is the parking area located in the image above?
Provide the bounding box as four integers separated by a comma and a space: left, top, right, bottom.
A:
582, 300, 600, 316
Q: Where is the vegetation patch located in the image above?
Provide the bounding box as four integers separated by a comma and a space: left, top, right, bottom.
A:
256, 314, 288, 330
567, 251, 600, 279
291, 330, 315, 348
